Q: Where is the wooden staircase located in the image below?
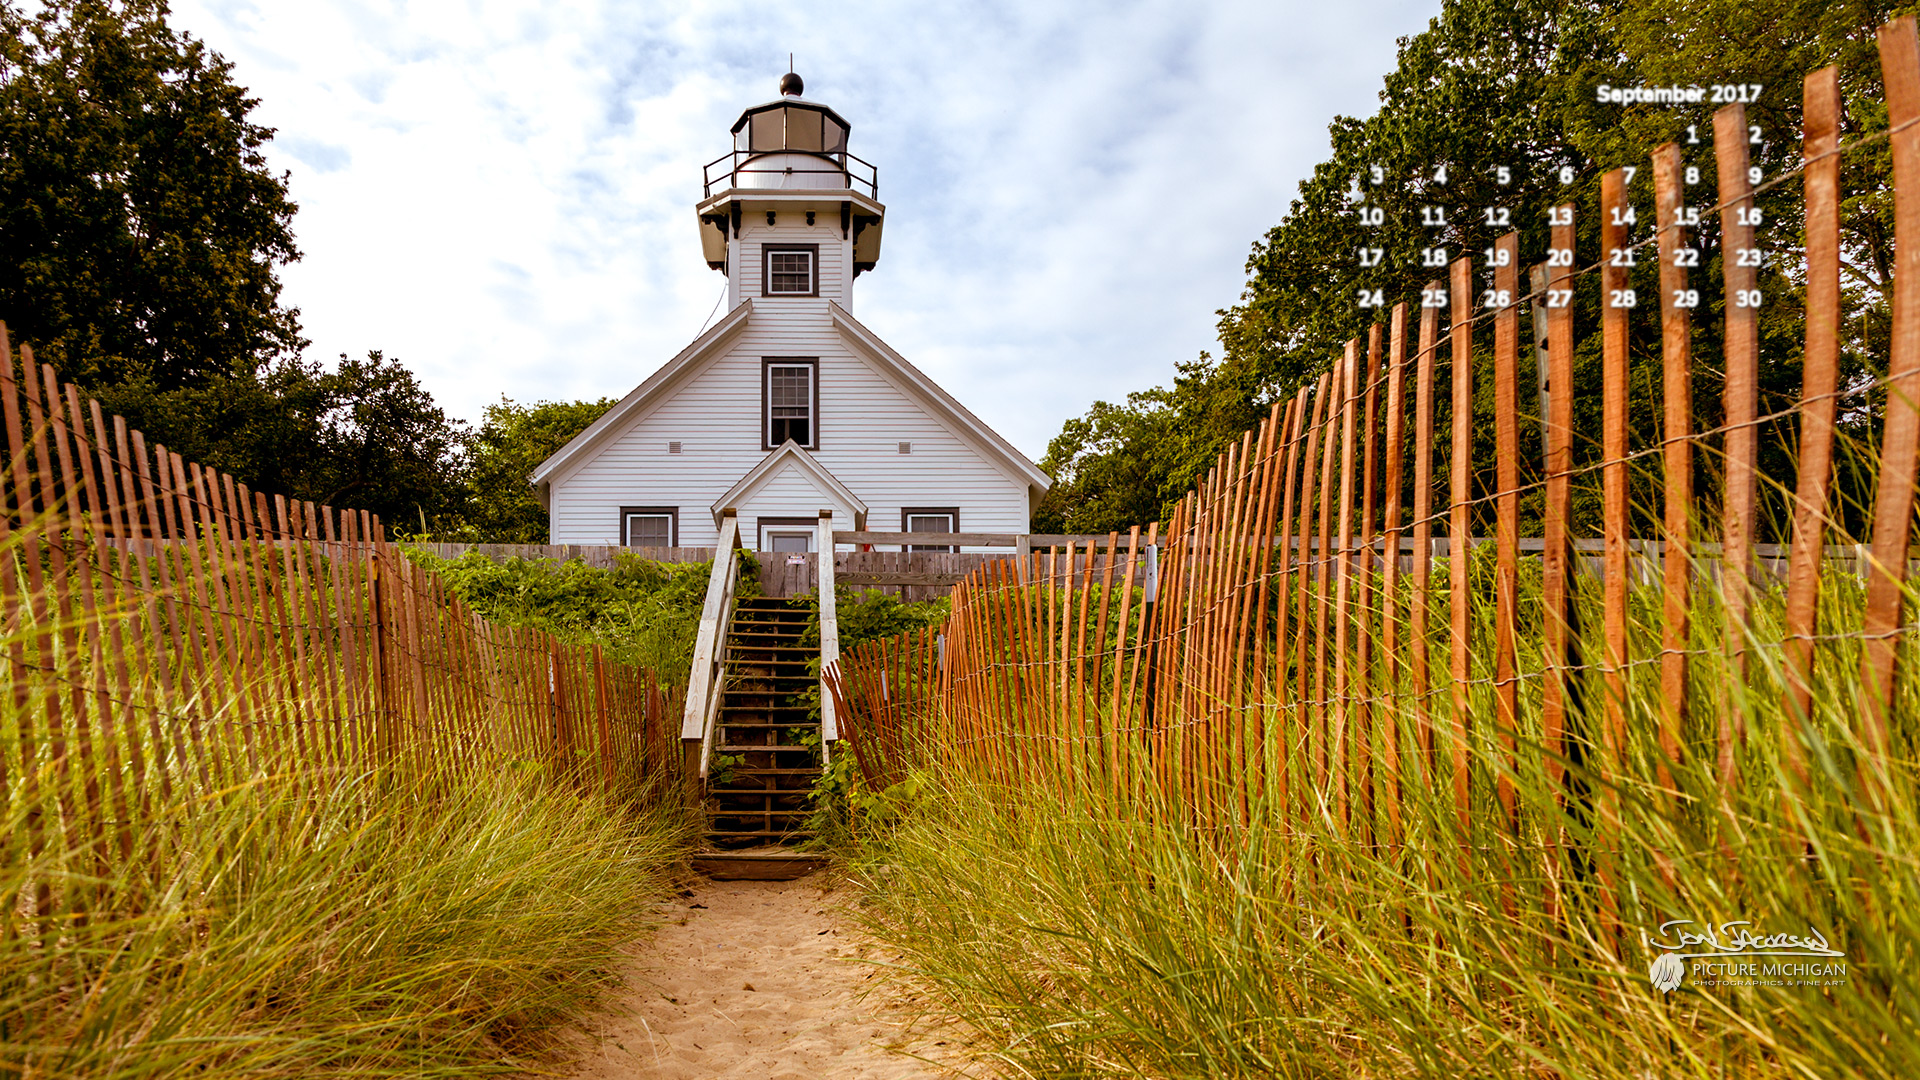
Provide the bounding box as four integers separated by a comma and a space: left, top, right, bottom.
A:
704, 597, 820, 848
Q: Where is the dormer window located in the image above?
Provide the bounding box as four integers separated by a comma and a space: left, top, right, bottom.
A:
764, 358, 818, 449
764, 244, 818, 296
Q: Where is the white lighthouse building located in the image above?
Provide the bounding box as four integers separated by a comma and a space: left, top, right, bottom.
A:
532, 73, 1050, 553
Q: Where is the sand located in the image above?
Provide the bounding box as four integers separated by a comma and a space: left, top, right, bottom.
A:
553, 875, 973, 1079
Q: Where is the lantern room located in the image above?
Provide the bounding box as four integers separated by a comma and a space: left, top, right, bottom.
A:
697, 72, 885, 291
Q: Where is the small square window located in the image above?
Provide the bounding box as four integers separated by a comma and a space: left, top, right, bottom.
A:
898, 441, 912, 454
621, 506, 678, 547
763, 245, 818, 296
668, 440, 683, 454
904, 508, 957, 553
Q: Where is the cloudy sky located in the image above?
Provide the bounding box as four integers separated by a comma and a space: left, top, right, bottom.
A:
165, 0, 1442, 460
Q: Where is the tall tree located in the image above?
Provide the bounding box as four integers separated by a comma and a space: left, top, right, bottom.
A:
0, 0, 303, 389
459, 397, 616, 543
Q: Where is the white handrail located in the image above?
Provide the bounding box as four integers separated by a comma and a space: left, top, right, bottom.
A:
681, 511, 741, 782
816, 510, 839, 768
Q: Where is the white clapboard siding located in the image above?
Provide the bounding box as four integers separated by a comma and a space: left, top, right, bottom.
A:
548, 298, 1033, 550
729, 219, 857, 310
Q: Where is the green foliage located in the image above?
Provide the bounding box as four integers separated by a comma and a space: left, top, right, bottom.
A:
403, 547, 716, 677
456, 396, 617, 544
788, 586, 948, 843
0, 764, 693, 1077
1032, 388, 1183, 535
1039, 0, 1913, 538
798, 585, 950, 653
788, 585, 949, 719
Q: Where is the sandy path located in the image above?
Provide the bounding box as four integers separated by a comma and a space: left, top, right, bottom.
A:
557, 875, 971, 1079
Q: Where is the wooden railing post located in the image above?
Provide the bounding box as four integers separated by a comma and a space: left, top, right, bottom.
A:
818, 509, 840, 769
681, 509, 741, 804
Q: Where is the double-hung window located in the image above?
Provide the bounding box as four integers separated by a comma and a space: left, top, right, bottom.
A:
765, 359, 818, 449
763, 244, 818, 296
622, 506, 678, 547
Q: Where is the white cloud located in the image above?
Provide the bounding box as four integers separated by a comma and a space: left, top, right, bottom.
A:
167, 0, 1441, 457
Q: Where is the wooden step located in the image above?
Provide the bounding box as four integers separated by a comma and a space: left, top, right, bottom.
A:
691, 849, 828, 881
708, 827, 811, 836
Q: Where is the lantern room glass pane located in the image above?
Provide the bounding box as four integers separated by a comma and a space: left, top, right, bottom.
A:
824, 118, 847, 154
750, 109, 783, 151
786, 107, 823, 151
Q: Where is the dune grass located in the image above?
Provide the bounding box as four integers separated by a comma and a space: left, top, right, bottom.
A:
847, 556, 1919, 1078
0, 762, 694, 1077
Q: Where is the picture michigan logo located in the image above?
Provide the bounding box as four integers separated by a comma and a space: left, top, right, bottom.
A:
1643, 919, 1849, 994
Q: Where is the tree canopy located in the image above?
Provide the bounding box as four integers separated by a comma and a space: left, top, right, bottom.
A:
0, 0, 302, 388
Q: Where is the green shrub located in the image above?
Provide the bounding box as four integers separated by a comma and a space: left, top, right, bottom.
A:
402, 547, 728, 677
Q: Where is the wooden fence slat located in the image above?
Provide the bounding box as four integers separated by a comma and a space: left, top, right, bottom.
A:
1542, 208, 1576, 804
1412, 287, 1440, 777
1653, 142, 1692, 789
1270, 398, 1304, 817
1314, 366, 1341, 807
1493, 231, 1521, 840
1860, 17, 1920, 766
1600, 169, 1632, 922
1357, 322, 1382, 837
1782, 66, 1843, 777
1380, 302, 1409, 847
1448, 255, 1474, 845
1334, 338, 1360, 828
1715, 100, 1760, 786
1295, 374, 1331, 789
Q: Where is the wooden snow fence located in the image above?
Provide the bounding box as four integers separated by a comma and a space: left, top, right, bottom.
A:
0, 351, 683, 924
828, 23, 1920, 946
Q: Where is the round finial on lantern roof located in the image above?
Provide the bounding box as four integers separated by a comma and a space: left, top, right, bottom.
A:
779, 72, 804, 96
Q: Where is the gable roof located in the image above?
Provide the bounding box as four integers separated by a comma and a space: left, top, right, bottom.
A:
530, 299, 754, 504
530, 297, 1053, 501
827, 302, 1052, 492
711, 441, 869, 526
